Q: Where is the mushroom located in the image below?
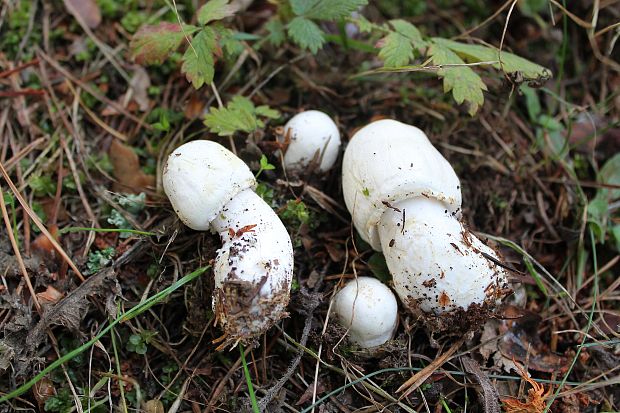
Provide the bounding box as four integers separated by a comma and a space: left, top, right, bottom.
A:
163, 140, 294, 349
278, 110, 341, 173
332, 276, 398, 348
341, 119, 509, 332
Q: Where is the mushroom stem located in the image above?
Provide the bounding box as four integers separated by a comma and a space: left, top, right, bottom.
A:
211, 188, 293, 348
377, 196, 506, 315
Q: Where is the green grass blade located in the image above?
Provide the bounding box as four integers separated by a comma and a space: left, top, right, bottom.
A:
0, 265, 208, 403
240, 344, 260, 413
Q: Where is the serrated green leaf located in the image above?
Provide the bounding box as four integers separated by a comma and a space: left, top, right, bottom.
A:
389, 19, 426, 50
431, 37, 552, 81
181, 28, 220, 89
255, 105, 280, 119
197, 0, 238, 25
303, 0, 368, 20
265, 19, 285, 46
378, 32, 414, 67
204, 96, 280, 136
429, 41, 487, 116
356, 15, 373, 33
378, 19, 427, 67
287, 17, 325, 53
290, 0, 317, 16
130, 22, 197, 64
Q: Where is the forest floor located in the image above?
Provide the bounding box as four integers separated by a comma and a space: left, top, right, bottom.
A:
0, 0, 619, 412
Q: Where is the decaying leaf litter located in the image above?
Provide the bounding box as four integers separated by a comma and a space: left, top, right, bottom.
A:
0, 0, 619, 412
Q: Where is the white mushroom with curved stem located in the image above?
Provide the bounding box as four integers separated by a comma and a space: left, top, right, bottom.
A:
332, 276, 398, 348
163, 140, 294, 349
342, 119, 509, 332
277, 110, 341, 173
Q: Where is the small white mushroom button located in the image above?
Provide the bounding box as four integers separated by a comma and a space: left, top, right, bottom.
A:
278, 110, 341, 173
163, 140, 294, 349
332, 277, 398, 348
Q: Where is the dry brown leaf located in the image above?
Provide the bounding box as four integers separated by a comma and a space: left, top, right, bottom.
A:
123, 66, 151, 112
184, 94, 206, 119
32, 224, 60, 258
501, 362, 552, 413
36, 286, 64, 305
109, 139, 155, 193
63, 0, 101, 29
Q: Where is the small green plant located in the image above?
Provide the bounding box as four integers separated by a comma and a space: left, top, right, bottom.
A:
130, 0, 241, 88
280, 199, 311, 228
28, 175, 55, 197
118, 193, 146, 214
588, 153, 620, 251
255, 155, 276, 179
204, 96, 280, 136
86, 247, 116, 275
44, 388, 74, 413
126, 330, 158, 355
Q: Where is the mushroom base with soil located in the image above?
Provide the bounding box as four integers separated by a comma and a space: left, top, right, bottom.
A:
211, 188, 294, 349
377, 197, 510, 334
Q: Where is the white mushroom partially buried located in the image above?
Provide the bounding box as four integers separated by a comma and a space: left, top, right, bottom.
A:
332, 276, 398, 348
342, 120, 509, 333
278, 110, 341, 173
163, 140, 294, 349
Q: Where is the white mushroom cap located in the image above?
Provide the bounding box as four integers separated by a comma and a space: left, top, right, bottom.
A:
342, 119, 461, 250
279, 110, 341, 172
332, 276, 398, 348
163, 140, 256, 230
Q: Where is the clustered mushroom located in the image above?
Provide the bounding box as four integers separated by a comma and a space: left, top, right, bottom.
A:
277, 110, 341, 173
163, 116, 509, 349
163, 140, 293, 349
342, 119, 509, 332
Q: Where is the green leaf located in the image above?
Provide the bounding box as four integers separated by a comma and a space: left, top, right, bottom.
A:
368, 252, 391, 284
428, 41, 487, 115
197, 0, 238, 25
378, 32, 414, 67
299, 0, 368, 20
378, 20, 426, 67
204, 96, 280, 136
130, 22, 197, 64
265, 19, 286, 47
255, 105, 280, 119
389, 20, 426, 50
181, 28, 220, 89
520, 85, 541, 121
431, 38, 552, 81
287, 16, 325, 53
597, 153, 620, 201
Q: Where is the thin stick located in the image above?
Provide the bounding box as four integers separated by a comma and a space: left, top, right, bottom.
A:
0, 160, 85, 281
0, 187, 41, 312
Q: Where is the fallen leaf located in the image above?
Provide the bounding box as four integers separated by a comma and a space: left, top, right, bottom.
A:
63, 0, 101, 29
498, 306, 569, 373
462, 357, 500, 413
184, 94, 206, 119
26, 268, 120, 350
501, 362, 552, 413
109, 139, 155, 193
32, 377, 56, 410
36, 286, 64, 305
32, 224, 60, 258
122, 66, 151, 112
